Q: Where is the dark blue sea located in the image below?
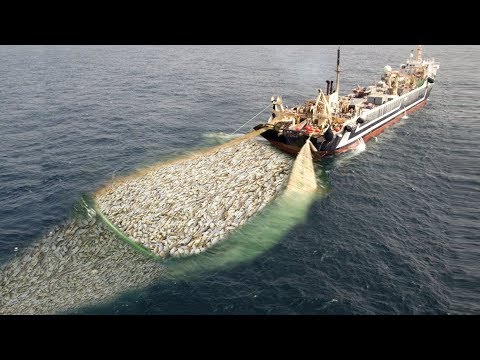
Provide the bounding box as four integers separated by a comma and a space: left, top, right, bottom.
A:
0, 45, 478, 314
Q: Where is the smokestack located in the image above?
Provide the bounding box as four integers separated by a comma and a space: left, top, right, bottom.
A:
326, 80, 330, 95
330, 80, 334, 95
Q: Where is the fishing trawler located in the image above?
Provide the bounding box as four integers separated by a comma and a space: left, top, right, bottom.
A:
254, 46, 439, 158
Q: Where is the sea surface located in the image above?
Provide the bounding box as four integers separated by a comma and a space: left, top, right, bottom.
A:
0, 45, 478, 314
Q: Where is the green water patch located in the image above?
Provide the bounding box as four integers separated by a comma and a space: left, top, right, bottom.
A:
85, 134, 328, 280
84, 165, 329, 280
165, 190, 325, 279
168, 157, 329, 278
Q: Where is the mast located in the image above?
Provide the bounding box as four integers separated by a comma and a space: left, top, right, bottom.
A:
335, 47, 340, 94
415, 45, 422, 62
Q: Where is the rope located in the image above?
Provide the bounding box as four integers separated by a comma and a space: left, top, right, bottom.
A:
231, 104, 271, 135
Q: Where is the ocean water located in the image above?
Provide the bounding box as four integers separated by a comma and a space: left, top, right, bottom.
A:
0, 45, 478, 314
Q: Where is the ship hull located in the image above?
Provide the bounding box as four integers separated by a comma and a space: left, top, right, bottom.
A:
261, 82, 434, 159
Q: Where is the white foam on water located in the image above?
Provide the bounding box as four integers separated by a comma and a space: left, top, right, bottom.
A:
202, 132, 240, 146
356, 137, 366, 152
332, 138, 367, 168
